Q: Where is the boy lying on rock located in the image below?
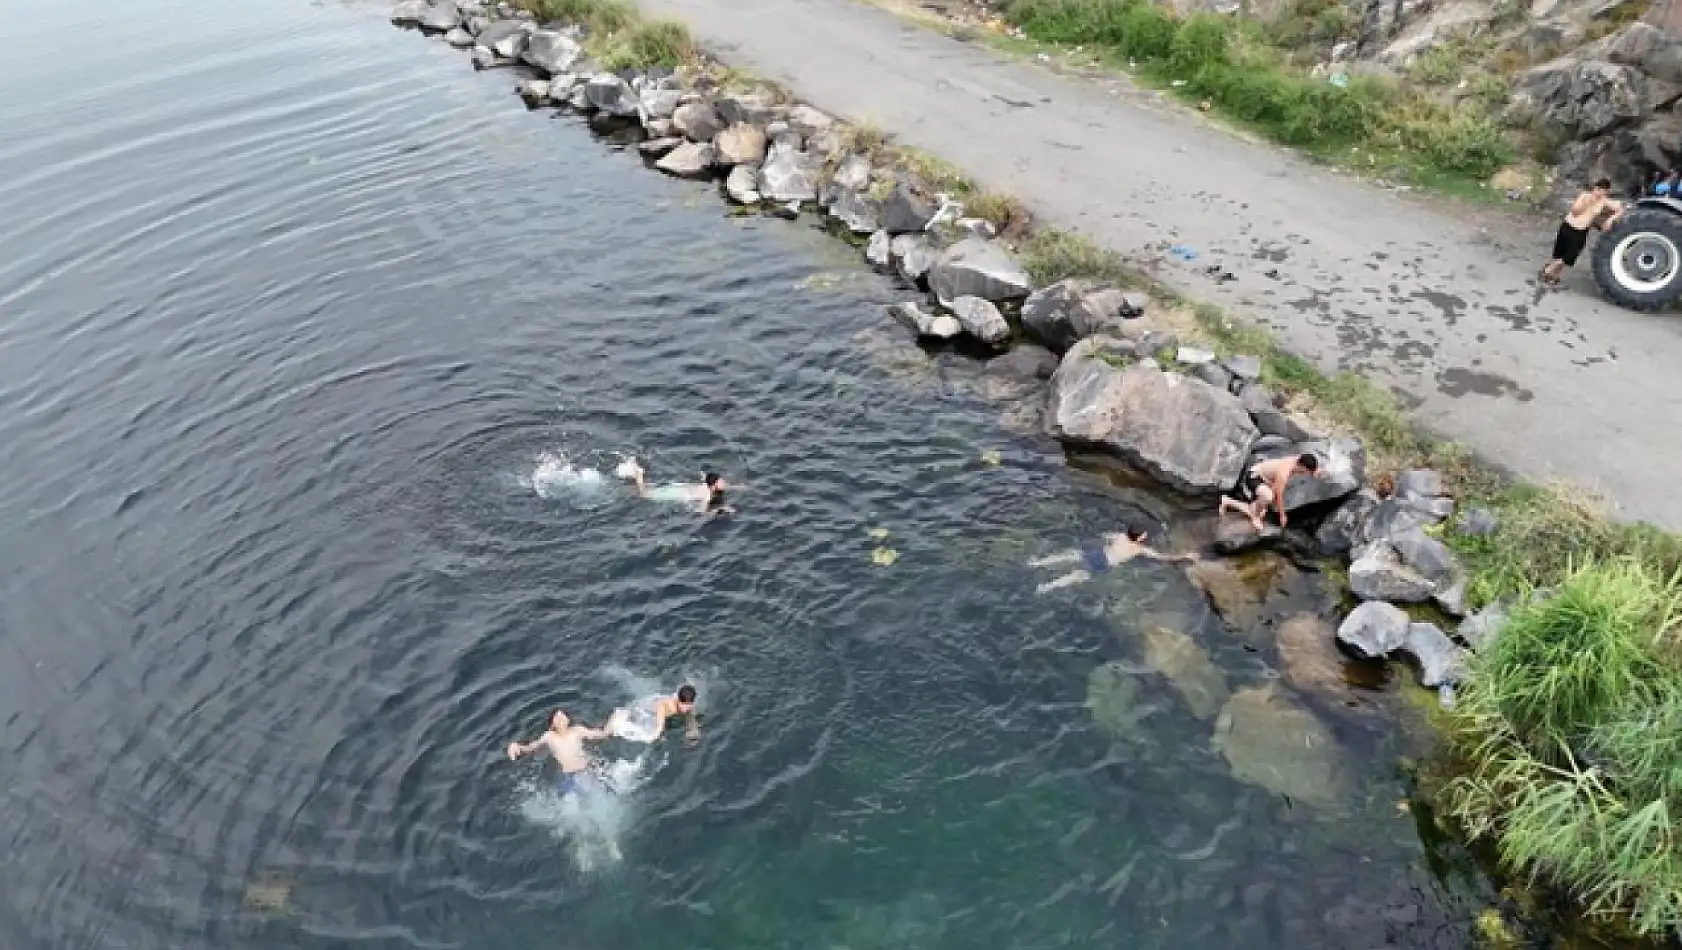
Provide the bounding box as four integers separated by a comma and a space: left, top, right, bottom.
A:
1219, 453, 1320, 532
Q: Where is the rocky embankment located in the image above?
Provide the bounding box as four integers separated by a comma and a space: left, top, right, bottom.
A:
391, 0, 1518, 801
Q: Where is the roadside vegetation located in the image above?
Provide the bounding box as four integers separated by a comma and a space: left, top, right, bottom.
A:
519, 0, 696, 68
998, 0, 1518, 188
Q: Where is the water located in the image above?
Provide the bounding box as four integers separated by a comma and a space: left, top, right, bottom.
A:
0, 1, 1488, 947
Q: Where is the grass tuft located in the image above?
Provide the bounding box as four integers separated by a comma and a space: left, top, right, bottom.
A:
517, 0, 695, 70
1013, 229, 1136, 285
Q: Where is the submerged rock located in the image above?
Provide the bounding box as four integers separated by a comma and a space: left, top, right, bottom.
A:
949, 296, 1010, 345
927, 238, 1032, 304
1141, 626, 1229, 721
1336, 600, 1410, 658
1045, 349, 1257, 495
714, 123, 768, 166
758, 141, 819, 204
724, 164, 760, 205
1213, 684, 1347, 807
1275, 613, 1347, 697
1188, 552, 1302, 635
1020, 278, 1132, 353
521, 28, 581, 74
655, 141, 717, 178
1085, 662, 1156, 740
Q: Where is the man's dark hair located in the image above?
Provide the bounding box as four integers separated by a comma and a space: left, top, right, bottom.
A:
1125, 525, 1148, 541
1595, 177, 1613, 190
1298, 453, 1320, 472
703, 472, 722, 490
677, 684, 697, 704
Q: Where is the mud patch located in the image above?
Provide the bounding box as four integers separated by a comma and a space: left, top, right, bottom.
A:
1435, 366, 1534, 402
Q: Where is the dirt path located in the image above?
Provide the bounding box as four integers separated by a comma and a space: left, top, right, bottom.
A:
641, 0, 1682, 527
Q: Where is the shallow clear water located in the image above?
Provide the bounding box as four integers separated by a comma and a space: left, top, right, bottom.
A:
0, 1, 1487, 948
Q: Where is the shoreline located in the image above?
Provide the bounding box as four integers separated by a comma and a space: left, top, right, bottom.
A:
391, 1, 1681, 944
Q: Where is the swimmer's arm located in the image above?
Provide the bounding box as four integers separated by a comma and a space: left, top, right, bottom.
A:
506, 733, 548, 760
579, 724, 613, 742
1139, 548, 1200, 565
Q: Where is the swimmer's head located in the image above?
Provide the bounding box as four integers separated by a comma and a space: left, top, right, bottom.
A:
551, 709, 570, 730
675, 684, 697, 713
703, 472, 726, 494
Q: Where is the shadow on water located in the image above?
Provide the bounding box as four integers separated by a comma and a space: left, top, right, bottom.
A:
0, 0, 1514, 949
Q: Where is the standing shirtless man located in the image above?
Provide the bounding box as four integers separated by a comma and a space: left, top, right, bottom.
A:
507, 709, 613, 797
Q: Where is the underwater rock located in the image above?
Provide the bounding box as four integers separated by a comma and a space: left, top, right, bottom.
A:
1187, 551, 1303, 638
1275, 613, 1347, 696
1085, 661, 1156, 740
1212, 683, 1347, 807
1141, 626, 1229, 721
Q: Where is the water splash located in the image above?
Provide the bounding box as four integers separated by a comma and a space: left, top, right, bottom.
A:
513, 751, 656, 874
527, 451, 612, 507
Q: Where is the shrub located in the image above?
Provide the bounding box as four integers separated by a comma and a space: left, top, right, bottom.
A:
522, 0, 635, 36
1170, 14, 1230, 74
1005, 0, 1142, 46
1118, 2, 1178, 60
595, 18, 695, 69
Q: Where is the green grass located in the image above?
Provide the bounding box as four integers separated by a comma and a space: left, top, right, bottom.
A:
517, 0, 696, 69
1439, 560, 1682, 937
1000, 0, 1514, 183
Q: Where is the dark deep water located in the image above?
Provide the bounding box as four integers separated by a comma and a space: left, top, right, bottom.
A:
0, 1, 1492, 947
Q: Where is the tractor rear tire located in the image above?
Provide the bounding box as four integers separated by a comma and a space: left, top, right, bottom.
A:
1591, 208, 1682, 311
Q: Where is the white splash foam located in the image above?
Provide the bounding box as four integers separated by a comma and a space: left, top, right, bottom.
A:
528, 452, 608, 504
514, 751, 656, 873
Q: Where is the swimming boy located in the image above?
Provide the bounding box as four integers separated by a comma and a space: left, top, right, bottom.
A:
1219, 453, 1319, 531
606, 684, 700, 744
618, 459, 733, 514
1542, 177, 1623, 285
506, 709, 614, 796
1028, 523, 1198, 594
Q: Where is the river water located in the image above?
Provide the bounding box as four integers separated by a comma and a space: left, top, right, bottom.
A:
0, 1, 1490, 947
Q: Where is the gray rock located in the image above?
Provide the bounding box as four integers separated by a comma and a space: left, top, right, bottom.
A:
714, 123, 768, 166
785, 104, 834, 137
890, 233, 936, 283
928, 238, 1032, 305
444, 26, 475, 47
1512, 59, 1645, 138
1608, 21, 1682, 85
1393, 468, 1443, 500
1280, 438, 1364, 510
1359, 497, 1430, 548
418, 0, 462, 32
470, 45, 504, 70
1214, 517, 1283, 554
1349, 541, 1435, 603
521, 29, 581, 74
1213, 683, 1348, 808
827, 188, 881, 234
515, 78, 551, 106
637, 87, 683, 124
584, 75, 638, 117
637, 136, 682, 158
724, 164, 760, 205
655, 142, 717, 178
672, 102, 724, 142
465, 12, 489, 33
392, 0, 430, 25
758, 141, 819, 204
865, 229, 892, 269
954, 217, 998, 239
988, 343, 1059, 381
1458, 602, 1508, 652
1192, 360, 1234, 391
887, 301, 961, 340
1223, 354, 1263, 382
716, 94, 774, 127
881, 181, 938, 234
1403, 622, 1467, 687
1118, 292, 1149, 317
824, 154, 873, 206
1019, 278, 1132, 353
643, 116, 674, 137
1336, 600, 1410, 658
1176, 346, 1216, 365
1317, 489, 1379, 556
950, 296, 1010, 345
477, 20, 528, 59
1136, 330, 1179, 361
1455, 505, 1499, 537
1391, 526, 1459, 588
567, 82, 590, 111
1046, 348, 1258, 494
1435, 574, 1469, 618
769, 200, 802, 220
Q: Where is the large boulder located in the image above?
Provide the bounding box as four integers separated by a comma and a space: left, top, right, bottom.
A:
392, 0, 430, 24
1020, 278, 1133, 353
823, 154, 873, 207
1336, 601, 1410, 658
1046, 346, 1258, 493
637, 87, 683, 124
1317, 489, 1379, 556
672, 102, 725, 142
419, 0, 463, 31
1349, 540, 1436, 602
1349, 518, 1467, 610
476, 19, 529, 59
1403, 622, 1467, 687
1141, 626, 1229, 721
950, 296, 1010, 345
655, 142, 717, 179
1607, 21, 1682, 85
583, 74, 638, 117
521, 29, 581, 74
1212, 684, 1348, 807
927, 238, 1032, 305
828, 188, 881, 235
444, 26, 475, 47
1512, 58, 1646, 138
1281, 438, 1365, 510
714, 123, 768, 166
758, 141, 819, 204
